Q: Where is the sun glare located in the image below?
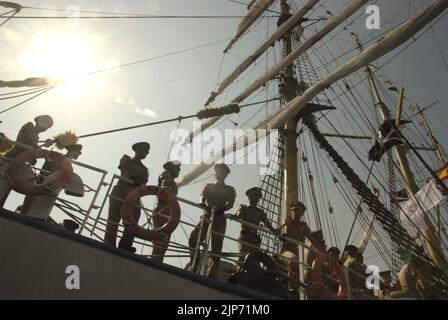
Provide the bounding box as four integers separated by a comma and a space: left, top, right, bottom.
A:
18, 32, 117, 101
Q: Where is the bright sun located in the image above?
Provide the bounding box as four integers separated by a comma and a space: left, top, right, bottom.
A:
18, 32, 117, 101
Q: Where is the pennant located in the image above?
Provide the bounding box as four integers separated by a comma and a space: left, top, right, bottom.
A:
409, 104, 415, 113
400, 179, 445, 231
384, 79, 393, 85
368, 120, 403, 162
435, 163, 448, 181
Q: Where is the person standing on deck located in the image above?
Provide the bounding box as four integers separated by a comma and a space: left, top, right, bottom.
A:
20, 143, 83, 217
0, 115, 54, 207
227, 187, 278, 271
187, 163, 236, 278
104, 142, 150, 253
151, 160, 181, 263
279, 201, 325, 293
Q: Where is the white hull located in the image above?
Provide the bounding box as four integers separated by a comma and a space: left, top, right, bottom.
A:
0, 209, 274, 300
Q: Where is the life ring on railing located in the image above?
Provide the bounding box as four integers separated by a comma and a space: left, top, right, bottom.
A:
5, 149, 73, 196
311, 254, 348, 300
121, 185, 181, 241
243, 251, 278, 274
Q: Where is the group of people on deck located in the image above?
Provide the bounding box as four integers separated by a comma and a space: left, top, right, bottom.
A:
0, 115, 441, 299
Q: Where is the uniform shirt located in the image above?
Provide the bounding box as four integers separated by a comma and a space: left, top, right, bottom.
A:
156, 170, 178, 207
201, 183, 236, 215
117, 155, 149, 187
343, 256, 367, 291
4, 122, 39, 159
236, 204, 269, 236
281, 215, 311, 253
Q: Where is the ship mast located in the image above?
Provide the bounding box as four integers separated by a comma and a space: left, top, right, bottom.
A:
280, 0, 301, 220
416, 103, 446, 238
365, 65, 447, 274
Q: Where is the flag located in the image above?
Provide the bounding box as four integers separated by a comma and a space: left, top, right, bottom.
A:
400, 179, 445, 230
384, 79, 393, 85
388, 86, 399, 92
435, 163, 448, 181
368, 120, 403, 162
409, 104, 415, 113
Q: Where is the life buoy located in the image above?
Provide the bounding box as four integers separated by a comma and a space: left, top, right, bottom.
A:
311, 254, 348, 300
5, 149, 73, 196
243, 251, 277, 274
121, 185, 181, 241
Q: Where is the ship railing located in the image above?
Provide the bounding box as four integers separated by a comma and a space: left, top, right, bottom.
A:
0, 138, 108, 231
95, 191, 375, 299
0, 138, 377, 299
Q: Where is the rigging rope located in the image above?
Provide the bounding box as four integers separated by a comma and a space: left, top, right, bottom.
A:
76, 98, 279, 139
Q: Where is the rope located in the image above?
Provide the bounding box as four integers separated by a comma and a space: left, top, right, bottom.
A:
0, 86, 55, 114
76, 98, 279, 139
343, 161, 375, 252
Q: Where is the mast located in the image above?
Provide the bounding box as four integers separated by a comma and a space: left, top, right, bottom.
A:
279, 0, 300, 220
365, 66, 447, 273
416, 103, 446, 165
416, 103, 446, 238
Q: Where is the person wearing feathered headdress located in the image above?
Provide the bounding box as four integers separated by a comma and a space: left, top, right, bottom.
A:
20, 131, 83, 218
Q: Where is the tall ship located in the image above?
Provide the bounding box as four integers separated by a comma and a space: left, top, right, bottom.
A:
0, 0, 448, 299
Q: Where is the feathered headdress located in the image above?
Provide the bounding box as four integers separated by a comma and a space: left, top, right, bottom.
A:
53, 131, 79, 150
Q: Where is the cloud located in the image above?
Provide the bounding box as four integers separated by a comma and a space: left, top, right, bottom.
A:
135, 107, 159, 119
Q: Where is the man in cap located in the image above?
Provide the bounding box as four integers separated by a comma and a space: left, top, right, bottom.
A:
390, 249, 434, 300
279, 201, 325, 293
227, 187, 278, 271
104, 142, 150, 253
0, 115, 54, 207
151, 160, 181, 263
187, 163, 236, 278
20, 143, 83, 218
343, 245, 367, 299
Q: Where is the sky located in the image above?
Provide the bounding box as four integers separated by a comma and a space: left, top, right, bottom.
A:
1, 0, 448, 273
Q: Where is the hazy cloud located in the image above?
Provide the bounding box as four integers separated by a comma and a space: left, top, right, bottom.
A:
135, 107, 159, 119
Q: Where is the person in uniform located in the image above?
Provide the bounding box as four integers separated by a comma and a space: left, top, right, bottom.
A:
20, 143, 83, 216
390, 249, 434, 299
0, 115, 54, 207
303, 230, 326, 288
343, 245, 368, 299
187, 163, 236, 278
104, 142, 150, 253
151, 160, 181, 263
279, 201, 324, 293
227, 187, 278, 271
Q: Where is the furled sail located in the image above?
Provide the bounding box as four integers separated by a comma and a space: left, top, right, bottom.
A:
223, 0, 276, 54
205, 0, 319, 106
178, 0, 448, 187
266, 0, 448, 130
0, 77, 54, 88
187, 0, 368, 144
